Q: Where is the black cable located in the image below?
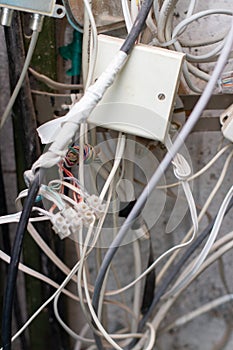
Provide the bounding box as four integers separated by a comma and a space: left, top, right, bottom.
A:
92, 1, 154, 348
120, 0, 154, 55
0, 158, 29, 350
140, 239, 156, 315
124, 196, 233, 349
2, 173, 40, 350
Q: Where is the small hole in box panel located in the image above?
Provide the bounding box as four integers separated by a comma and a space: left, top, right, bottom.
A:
158, 93, 166, 101
222, 115, 229, 123
57, 7, 64, 16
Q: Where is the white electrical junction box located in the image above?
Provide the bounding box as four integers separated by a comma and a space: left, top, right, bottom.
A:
88, 35, 185, 142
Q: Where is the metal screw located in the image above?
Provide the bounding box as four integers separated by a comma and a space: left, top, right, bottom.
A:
158, 93, 166, 101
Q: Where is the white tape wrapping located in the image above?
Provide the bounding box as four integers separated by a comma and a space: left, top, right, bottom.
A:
25, 51, 128, 183
37, 51, 128, 144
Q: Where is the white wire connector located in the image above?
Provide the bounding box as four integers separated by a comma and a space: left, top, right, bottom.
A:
220, 104, 233, 142
51, 211, 71, 239
63, 206, 82, 234
74, 202, 94, 226
51, 206, 82, 239
86, 195, 106, 218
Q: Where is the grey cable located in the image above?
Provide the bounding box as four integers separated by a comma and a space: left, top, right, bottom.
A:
92, 17, 233, 326
0, 30, 40, 129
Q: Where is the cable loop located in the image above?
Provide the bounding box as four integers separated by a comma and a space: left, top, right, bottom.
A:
172, 154, 192, 181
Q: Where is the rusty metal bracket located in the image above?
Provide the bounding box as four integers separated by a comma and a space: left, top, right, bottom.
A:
180, 94, 233, 111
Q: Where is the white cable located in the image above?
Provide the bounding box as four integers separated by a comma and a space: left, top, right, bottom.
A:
102, 150, 227, 300
165, 294, 233, 332
77, 220, 95, 326
78, 223, 125, 350
76, 184, 114, 331
67, 186, 113, 340
156, 8, 233, 90
165, 134, 199, 237
79, 123, 86, 191
0, 28, 41, 129
74, 324, 91, 350
103, 181, 199, 297
173, 41, 203, 93
157, 0, 179, 43
131, 240, 142, 333
121, 0, 133, 32
186, 40, 226, 63
15, 189, 76, 281
53, 289, 95, 343
131, 0, 139, 24
157, 144, 231, 190
83, 0, 98, 89
0, 260, 81, 349
171, 12, 232, 65
0, 249, 79, 301
82, 266, 124, 350
146, 9, 157, 36
0, 204, 54, 225
150, 232, 233, 337
131, 322, 156, 350
160, 9, 233, 49
153, 0, 160, 24
82, 0, 91, 86
93, 25, 233, 311
76, 191, 141, 350
180, 30, 228, 48
16, 186, 65, 211
151, 230, 233, 336
172, 9, 233, 44
99, 134, 126, 201
153, 2, 203, 91
186, 0, 196, 18
28, 67, 83, 90
142, 323, 156, 350
156, 149, 233, 284
48, 179, 87, 199
187, 62, 210, 82
166, 184, 233, 297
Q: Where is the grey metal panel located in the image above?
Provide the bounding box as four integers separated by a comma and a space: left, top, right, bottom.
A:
0, 0, 54, 15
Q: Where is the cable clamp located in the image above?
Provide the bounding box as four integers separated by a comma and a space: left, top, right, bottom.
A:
220, 103, 233, 142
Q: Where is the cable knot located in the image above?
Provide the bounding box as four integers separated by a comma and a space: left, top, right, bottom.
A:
172, 154, 191, 181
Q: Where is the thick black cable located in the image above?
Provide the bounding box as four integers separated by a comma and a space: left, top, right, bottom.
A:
2, 173, 40, 350
0, 158, 29, 350
120, 0, 154, 55
140, 239, 156, 315
124, 196, 233, 349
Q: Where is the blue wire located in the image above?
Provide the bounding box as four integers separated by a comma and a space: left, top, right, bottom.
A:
62, 0, 83, 33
